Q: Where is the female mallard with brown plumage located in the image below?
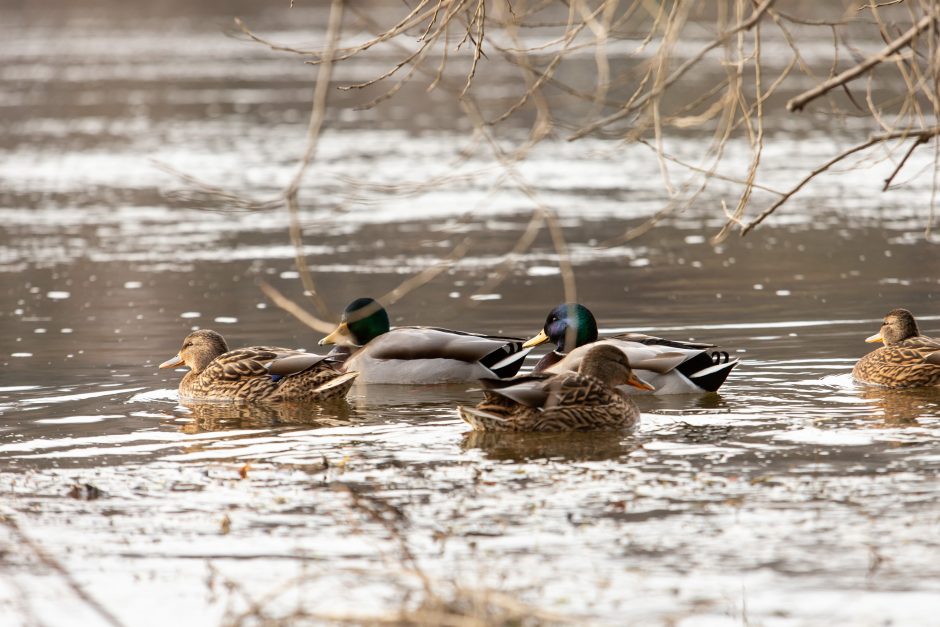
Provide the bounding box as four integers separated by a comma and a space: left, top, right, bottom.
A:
458, 344, 654, 432
853, 309, 940, 388
318, 297, 530, 384
159, 329, 358, 402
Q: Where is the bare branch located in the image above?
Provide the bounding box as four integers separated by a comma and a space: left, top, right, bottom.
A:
259, 281, 337, 334
567, 0, 776, 140
787, 14, 936, 112
741, 125, 940, 235
379, 236, 474, 306
883, 132, 931, 190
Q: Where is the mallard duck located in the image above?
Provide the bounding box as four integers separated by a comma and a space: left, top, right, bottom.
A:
458, 344, 653, 432
317, 297, 530, 384
853, 309, 940, 388
159, 329, 358, 402
523, 303, 738, 394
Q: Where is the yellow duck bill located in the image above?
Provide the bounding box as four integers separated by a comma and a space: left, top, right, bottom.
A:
522, 329, 551, 348
319, 322, 354, 347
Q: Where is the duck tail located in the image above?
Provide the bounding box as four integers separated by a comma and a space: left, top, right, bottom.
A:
675, 351, 738, 392
314, 371, 359, 396
479, 341, 531, 378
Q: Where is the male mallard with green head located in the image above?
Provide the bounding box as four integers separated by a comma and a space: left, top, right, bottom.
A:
523, 303, 738, 394
160, 329, 358, 402
853, 309, 940, 388
458, 344, 653, 432
318, 297, 530, 384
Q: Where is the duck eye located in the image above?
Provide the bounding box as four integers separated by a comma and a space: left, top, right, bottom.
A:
183, 342, 192, 348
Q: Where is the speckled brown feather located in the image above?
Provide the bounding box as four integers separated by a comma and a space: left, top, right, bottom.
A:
459, 371, 638, 432
458, 345, 644, 432
165, 331, 357, 402
853, 337, 940, 388
853, 310, 940, 388
180, 348, 356, 402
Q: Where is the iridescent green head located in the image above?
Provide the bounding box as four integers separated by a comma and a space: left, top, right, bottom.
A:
319, 297, 390, 347
523, 303, 599, 353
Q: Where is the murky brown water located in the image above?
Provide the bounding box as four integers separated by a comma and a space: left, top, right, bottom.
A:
2, 2, 940, 625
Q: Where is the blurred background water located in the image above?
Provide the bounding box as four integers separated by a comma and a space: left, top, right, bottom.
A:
1, 1, 939, 625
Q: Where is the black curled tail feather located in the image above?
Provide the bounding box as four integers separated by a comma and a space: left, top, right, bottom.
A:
675, 352, 738, 392
478, 341, 529, 379
710, 351, 731, 364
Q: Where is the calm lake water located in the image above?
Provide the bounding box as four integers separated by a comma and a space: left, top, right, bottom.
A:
2, 2, 940, 625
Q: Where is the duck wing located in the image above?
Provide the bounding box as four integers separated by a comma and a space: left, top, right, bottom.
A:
478, 373, 553, 408
545, 340, 690, 374
854, 337, 940, 388
542, 371, 623, 409
200, 347, 284, 380
900, 335, 940, 356
609, 332, 715, 350
363, 327, 531, 377
205, 347, 329, 380
266, 353, 332, 377
545, 338, 737, 393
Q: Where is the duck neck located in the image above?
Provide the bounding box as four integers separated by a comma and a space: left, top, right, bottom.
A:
188, 352, 219, 375
179, 370, 198, 395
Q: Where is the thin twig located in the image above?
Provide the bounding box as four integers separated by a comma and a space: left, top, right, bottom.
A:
280, 0, 345, 319
379, 236, 475, 306
714, 0, 765, 244
741, 125, 940, 235
259, 281, 336, 333
787, 13, 936, 112
883, 133, 931, 190
0, 512, 127, 627
567, 0, 776, 140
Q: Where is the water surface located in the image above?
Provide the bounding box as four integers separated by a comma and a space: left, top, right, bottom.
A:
2, 2, 940, 625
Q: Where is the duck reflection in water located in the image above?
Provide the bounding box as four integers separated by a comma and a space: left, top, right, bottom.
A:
461, 430, 642, 462
857, 386, 940, 426
176, 399, 354, 434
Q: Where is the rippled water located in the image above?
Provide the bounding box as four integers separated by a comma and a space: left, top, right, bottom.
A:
2, 2, 940, 625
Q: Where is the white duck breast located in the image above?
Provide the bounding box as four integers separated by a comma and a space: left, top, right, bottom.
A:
344, 327, 531, 384
543, 338, 738, 394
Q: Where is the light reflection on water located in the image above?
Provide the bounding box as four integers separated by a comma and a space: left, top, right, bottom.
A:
4, 262, 940, 626
2, 3, 940, 625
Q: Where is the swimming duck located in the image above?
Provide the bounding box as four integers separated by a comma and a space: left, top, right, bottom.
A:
458, 344, 653, 432
159, 329, 358, 402
523, 303, 738, 394
853, 309, 940, 388
317, 298, 530, 384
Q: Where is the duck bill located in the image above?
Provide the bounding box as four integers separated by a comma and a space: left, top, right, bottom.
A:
159, 354, 184, 369
626, 372, 655, 392
522, 329, 551, 348
319, 322, 355, 347
865, 332, 883, 344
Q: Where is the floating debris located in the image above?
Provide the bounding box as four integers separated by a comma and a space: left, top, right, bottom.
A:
68, 483, 102, 500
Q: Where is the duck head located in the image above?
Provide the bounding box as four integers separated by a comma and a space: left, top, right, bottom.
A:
319, 297, 390, 347
159, 329, 229, 374
523, 303, 598, 353
578, 344, 655, 391
866, 308, 920, 345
